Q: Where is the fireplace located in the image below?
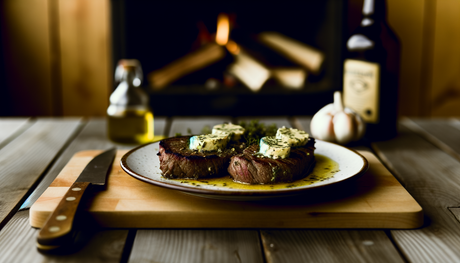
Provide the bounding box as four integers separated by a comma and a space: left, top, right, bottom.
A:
111, 0, 346, 116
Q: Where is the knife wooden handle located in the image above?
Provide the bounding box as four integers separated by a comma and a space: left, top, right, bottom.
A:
36, 181, 91, 250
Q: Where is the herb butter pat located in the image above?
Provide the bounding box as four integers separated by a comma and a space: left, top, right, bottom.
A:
190, 134, 228, 151
212, 123, 245, 141
276, 126, 309, 147
259, 136, 290, 159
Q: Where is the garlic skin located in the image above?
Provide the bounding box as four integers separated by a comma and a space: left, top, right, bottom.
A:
310, 91, 365, 145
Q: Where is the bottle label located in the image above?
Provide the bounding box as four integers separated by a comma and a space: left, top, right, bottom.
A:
343, 59, 380, 123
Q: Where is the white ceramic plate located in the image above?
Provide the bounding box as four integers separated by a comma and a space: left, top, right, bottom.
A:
120, 140, 368, 201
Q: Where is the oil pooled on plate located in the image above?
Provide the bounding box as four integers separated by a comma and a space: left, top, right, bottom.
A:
175, 154, 339, 190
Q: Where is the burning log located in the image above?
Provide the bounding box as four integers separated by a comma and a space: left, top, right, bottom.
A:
149, 13, 233, 90
147, 14, 319, 92
148, 43, 226, 90
271, 68, 307, 89
226, 45, 271, 92
229, 32, 308, 90
258, 32, 324, 74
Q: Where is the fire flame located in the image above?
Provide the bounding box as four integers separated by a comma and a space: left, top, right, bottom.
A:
215, 13, 229, 46
226, 40, 240, 55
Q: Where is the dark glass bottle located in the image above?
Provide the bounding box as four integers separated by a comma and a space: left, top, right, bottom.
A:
343, 0, 400, 141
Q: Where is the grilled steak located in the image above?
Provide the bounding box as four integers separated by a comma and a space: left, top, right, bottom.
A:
227, 138, 316, 184
158, 136, 245, 179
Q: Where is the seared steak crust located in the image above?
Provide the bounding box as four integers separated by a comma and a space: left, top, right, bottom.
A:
158, 136, 245, 179
227, 138, 316, 184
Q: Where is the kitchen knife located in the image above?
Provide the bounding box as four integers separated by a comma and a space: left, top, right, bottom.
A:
36, 147, 117, 251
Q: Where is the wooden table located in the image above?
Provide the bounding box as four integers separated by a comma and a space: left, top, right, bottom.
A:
0, 116, 460, 262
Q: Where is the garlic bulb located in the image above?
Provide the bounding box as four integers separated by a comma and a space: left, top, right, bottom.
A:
310, 91, 365, 145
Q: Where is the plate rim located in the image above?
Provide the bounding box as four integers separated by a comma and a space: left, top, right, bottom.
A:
120, 140, 369, 197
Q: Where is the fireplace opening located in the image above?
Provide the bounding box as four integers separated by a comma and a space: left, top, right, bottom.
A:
111, 0, 346, 116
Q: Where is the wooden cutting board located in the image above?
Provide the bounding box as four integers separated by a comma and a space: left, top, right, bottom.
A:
30, 150, 423, 229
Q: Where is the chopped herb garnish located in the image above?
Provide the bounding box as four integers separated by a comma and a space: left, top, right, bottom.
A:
238, 120, 277, 145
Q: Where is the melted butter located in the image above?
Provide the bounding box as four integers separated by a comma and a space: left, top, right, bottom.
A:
174, 154, 339, 190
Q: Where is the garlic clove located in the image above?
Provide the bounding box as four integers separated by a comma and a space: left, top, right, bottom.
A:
310, 91, 366, 145
344, 108, 366, 141
333, 111, 355, 145
310, 109, 336, 142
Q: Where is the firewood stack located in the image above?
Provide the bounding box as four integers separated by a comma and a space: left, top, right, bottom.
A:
148, 13, 325, 92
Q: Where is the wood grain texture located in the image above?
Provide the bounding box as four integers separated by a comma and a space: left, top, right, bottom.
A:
30, 150, 422, 229
0, 119, 131, 262
20, 118, 126, 210
0, 118, 81, 228
402, 118, 460, 162
261, 230, 404, 263
128, 230, 264, 263
0, 118, 30, 146
372, 122, 460, 262
168, 116, 232, 137
58, 0, 111, 116
0, 210, 128, 263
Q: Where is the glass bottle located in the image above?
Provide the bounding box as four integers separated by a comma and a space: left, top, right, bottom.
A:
343, 0, 400, 141
107, 59, 154, 144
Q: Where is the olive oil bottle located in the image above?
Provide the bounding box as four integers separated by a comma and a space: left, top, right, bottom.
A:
107, 60, 154, 144
343, 0, 400, 141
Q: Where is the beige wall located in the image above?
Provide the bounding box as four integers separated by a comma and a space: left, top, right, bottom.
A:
1, 0, 54, 116
429, 0, 460, 117
2, 0, 460, 117
387, 0, 460, 117
1, 0, 111, 117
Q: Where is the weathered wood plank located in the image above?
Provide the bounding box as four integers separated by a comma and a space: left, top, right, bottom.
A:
129, 230, 264, 263
0, 118, 82, 228
0, 211, 128, 263
0, 118, 131, 263
403, 118, 460, 162
20, 118, 135, 210
0, 118, 30, 146
372, 123, 460, 262
261, 230, 404, 263
168, 116, 232, 137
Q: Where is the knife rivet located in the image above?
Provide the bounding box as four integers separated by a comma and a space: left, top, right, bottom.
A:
66, 197, 76, 201
49, 226, 60, 232
71, 187, 82, 191
56, 215, 67, 221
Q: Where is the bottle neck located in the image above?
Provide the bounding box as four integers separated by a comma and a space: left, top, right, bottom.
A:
361, 0, 386, 26
121, 67, 140, 87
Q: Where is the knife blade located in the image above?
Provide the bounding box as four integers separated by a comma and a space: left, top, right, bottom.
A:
36, 147, 117, 251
